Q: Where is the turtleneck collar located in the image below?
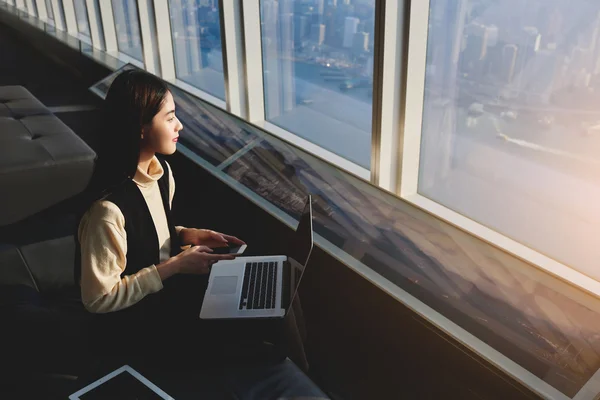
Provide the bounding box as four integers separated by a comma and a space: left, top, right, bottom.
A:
133, 156, 164, 188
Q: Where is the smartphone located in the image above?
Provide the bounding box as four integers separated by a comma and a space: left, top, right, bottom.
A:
212, 244, 247, 255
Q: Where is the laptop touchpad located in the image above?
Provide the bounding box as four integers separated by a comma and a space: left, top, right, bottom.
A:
211, 276, 238, 295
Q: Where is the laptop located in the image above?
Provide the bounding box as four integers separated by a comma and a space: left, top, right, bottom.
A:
200, 195, 313, 319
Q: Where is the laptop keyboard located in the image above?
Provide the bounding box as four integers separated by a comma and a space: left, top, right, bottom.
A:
239, 261, 278, 310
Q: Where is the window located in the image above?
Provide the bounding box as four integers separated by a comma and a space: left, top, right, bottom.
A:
111, 0, 144, 62
55, 0, 66, 29
416, 0, 600, 279
259, 0, 376, 169
26, 0, 36, 16
19, 0, 28, 12
168, 0, 225, 100
73, 0, 90, 37
45, 0, 54, 21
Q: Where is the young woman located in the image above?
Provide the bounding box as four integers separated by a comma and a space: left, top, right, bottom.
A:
77, 70, 244, 322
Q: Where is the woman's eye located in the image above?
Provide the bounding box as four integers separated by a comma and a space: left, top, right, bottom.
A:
168, 117, 175, 122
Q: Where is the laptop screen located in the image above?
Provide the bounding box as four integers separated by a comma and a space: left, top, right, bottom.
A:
287, 195, 314, 301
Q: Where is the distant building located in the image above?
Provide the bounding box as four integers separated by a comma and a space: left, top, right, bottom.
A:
500, 44, 518, 83
524, 49, 558, 103
422, 0, 468, 188
199, 0, 215, 8
512, 26, 542, 90
486, 25, 499, 47
461, 23, 498, 77
365, 56, 374, 77
324, 11, 338, 46
574, 69, 591, 89
310, 23, 326, 45
353, 31, 369, 53
428, 0, 468, 100
520, 26, 542, 51
171, 0, 201, 76
343, 16, 360, 48
571, 46, 591, 76
295, 14, 310, 42
315, 0, 325, 15
464, 27, 488, 60
263, 5, 295, 118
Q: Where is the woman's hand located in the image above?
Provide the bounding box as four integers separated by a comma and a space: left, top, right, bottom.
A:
156, 245, 236, 280
179, 228, 246, 249
176, 245, 236, 274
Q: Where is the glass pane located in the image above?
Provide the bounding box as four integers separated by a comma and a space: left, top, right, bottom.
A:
259, 0, 376, 169
420, 1, 600, 279
56, 0, 66, 29
73, 0, 90, 36
169, 85, 259, 166
168, 0, 225, 100
45, 0, 53, 21
90, 0, 104, 50
29, 0, 37, 16
219, 110, 600, 398
111, 0, 144, 62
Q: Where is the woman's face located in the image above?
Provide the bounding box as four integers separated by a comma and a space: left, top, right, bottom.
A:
141, 91, 183, 155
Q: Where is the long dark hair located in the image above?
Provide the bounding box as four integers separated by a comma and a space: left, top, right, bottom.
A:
74, 70, 169, 284
94, 69, 169, 194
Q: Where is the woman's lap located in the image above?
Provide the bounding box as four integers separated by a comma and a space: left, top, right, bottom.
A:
90, 275, 284, 366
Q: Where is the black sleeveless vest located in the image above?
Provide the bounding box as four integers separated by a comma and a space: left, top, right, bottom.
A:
75, 157, 181, 285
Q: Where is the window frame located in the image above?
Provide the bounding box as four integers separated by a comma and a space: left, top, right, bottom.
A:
398, 0, 600, 297
109, 0, 144, 62
84, 0, 103, 50
160, 0, 228, 111
241, 0, 372, 182
373, 0, 409, 193
34, 0, 48, 20
25, 0, 35, 15
136, 0, 159, 74
150, 0, 174, 79
62, 0, 90, 43
97, 0, 143, 68
49, 0, 65, 30
220, 0, 247, 119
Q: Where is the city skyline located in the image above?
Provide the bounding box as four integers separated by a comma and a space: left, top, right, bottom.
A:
421, 0, 600, 280
260, 0, 376, 168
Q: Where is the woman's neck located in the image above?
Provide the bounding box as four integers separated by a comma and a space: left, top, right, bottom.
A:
138, 149, 155, 175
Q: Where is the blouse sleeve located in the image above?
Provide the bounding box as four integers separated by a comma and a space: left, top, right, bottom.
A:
78, 200, 163, 313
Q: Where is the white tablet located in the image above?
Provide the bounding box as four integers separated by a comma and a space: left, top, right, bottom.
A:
69, 365, 173, 400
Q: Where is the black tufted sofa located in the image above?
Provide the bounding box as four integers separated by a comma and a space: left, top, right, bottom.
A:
0, 85, 96, 226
